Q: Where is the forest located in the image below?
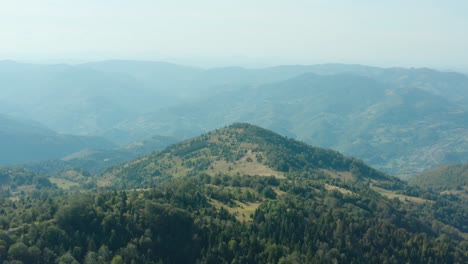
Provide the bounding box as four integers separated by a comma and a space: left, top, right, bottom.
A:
0, 124, 466, 263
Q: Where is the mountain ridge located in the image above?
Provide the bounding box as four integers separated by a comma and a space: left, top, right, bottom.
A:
409, 163, 468, 199
0, 114, 115, 165
114, 73, 468, 174
101, 123, 396, 189
1, 60, 467, 173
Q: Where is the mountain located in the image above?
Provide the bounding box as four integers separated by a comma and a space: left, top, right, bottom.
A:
0, 167, 56, 195
114, 73, 468, 174
80, 60, 202, 96
409, 163, 468, 199
2, 60, 467, 173
1, 123, 466, 263
101, 123, 394, 189
0, 114, 115, 165
0, 60, 158, 136
253, 64, 468, 107
23, 134, 179, 176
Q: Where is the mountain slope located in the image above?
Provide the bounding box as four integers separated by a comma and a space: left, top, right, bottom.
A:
115, 73, 468, 174
101, 123, 395, 188
101, 123, 468, 240
2, 60, 467, 171
0, 61, 158, 137
23, 134, 179, 176
1, 123, 467, 263
0, 114, 115, 165
409, 163, 468, 199
256, 64, 468, 107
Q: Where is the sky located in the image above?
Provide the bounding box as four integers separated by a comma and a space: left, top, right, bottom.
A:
0, 0, 467, 70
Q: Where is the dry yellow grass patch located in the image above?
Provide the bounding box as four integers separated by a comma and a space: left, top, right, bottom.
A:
273, 187, 287, 197
97, 176, 113, 187
207, 158, 284, 178
210, 198, 261, 222
371, 185, 433, 204
49, 178, 79, 189
205, 149, 284, 178
325, 184, 355, 195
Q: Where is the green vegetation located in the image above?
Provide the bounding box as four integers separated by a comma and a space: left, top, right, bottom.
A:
0, 173, 466, 263
101, 123, 391, 189
0, 167, 56, 197
116, 72, 468, 175
2, 61, 467, 173
409, 163, 468, 199
0, 123, 466, 263
24, 135, 178, 175
48, 178, 79, 190
0, 114, 115, 165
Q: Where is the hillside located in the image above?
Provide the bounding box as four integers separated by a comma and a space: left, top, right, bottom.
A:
115, 73, 468, 174
0, 123, 466, 263
0, 61, 158, 138
0, 114, 115, 165
102, 123, 394, 188
410, 163, 468, 199
0, 167, 56, 196
23, 134, 179, 177
252, 64, 468, 107
1, 60, 467, 172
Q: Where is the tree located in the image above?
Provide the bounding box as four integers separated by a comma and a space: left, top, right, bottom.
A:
111, 255, 124, 264
56, 252, 79, 264
262, 186, 277, 199
7, 242, 28, 262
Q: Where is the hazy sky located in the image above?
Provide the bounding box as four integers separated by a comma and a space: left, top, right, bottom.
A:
1, 0, 467, 69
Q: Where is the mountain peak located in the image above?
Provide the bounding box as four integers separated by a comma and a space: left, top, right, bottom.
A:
102, 123, 394, 188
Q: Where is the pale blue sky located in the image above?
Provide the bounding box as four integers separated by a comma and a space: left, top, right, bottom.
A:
0, 0, 467, 69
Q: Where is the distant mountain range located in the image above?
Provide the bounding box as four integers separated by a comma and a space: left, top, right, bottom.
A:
24, 134, 178, 175
0, 114, 114, 165
113, 72, 468, 174
1, 60, 467, 174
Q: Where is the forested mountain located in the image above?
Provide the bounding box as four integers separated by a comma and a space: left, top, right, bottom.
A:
1, 60, 467, 174
0, 124, 466, 263
410, 163, 468, 199
254, 64, 468, 107
23, 135, 179, 176
0, 167, 56, 195
115, 73, 468, 174
101, 122, 393, 189
0, 114, 114, 165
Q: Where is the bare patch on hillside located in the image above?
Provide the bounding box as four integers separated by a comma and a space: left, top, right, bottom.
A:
206, 150, 284, 178
325, 184, 355, 195
371, 185, 433, 204
207, 160, 284, 178
49, 178, 79, 189
210, 199, 261, 222
440, 187, 468, 200
273, 187, 287, 197
97, 176, 113, 187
